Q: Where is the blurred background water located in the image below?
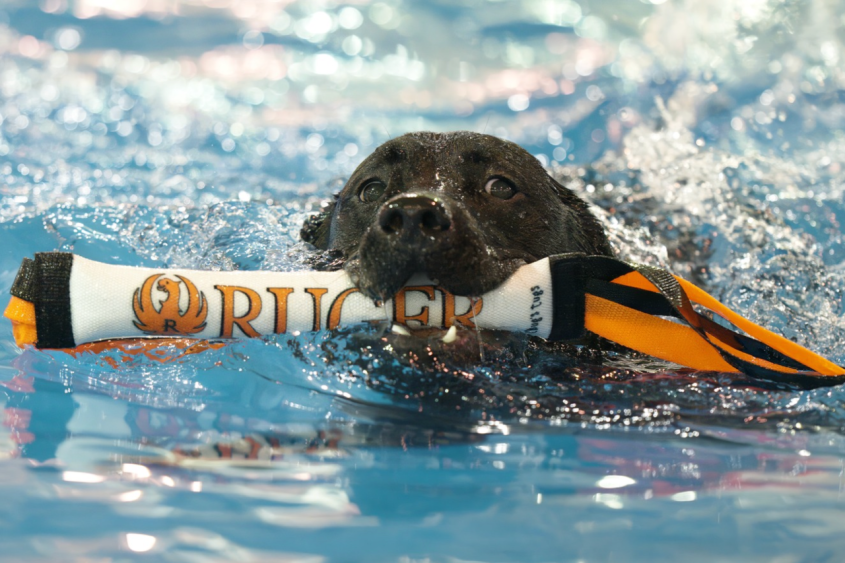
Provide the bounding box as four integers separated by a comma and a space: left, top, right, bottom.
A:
2, 0, 845, 561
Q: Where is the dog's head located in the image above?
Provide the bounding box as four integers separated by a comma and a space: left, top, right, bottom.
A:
302, 131, 612, 299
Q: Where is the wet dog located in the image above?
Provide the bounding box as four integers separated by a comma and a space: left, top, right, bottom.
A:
301, 131, 612, 301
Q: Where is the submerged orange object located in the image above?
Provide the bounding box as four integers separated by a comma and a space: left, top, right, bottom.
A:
4, 296, 37, 347
4, 295, 223, 362
67, 338, 227, 367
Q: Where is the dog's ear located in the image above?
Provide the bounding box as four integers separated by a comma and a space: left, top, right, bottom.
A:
300, 196, 337, 249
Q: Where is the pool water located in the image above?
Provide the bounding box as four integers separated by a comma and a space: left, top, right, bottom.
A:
3, 0, 845, 561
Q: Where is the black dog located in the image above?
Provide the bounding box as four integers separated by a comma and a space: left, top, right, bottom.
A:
301, 131, 612, 301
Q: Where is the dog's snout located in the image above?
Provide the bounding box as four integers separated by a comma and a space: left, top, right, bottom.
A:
379, 195, 451, 237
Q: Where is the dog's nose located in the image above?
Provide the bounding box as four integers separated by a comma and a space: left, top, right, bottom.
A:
379, 195, 451, 237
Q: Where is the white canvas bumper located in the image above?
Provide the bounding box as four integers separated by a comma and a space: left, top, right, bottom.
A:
62, 255, 554, 345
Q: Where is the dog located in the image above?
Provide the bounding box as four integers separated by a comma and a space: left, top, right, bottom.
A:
301, 131, 612, 301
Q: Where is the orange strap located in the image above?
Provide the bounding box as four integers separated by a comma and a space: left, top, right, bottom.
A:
584, 294, 739, 372
611, 271, 845, 376
4, 296, 37, 347
676, 278, 844, 376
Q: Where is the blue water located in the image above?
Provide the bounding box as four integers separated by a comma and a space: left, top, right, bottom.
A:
3, 0, 845, 561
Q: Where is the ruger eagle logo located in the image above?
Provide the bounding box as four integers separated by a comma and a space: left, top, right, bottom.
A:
133, 274, 208, 335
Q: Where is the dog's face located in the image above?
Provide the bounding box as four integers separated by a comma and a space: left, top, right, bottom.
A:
302, 131, 612, 299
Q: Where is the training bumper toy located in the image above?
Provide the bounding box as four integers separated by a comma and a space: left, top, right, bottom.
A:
5, 252, 845, 386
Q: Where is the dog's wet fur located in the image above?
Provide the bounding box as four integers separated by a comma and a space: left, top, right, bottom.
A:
302, 131, 612, 301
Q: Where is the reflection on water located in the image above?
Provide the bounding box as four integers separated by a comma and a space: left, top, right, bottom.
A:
6, 375, 845, 560
3, 0, 845, 560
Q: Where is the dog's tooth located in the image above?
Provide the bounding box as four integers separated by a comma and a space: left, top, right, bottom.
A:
441, 325, 458, 343
390, 323, 411, 336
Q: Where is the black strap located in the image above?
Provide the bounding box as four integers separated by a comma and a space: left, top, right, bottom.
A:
547, 254, 587, 341
33, 252, 75, 349
10, 258, 37, 302
585, 278, 678, 318
547, 254, 654, 341
692, 314, 807, 371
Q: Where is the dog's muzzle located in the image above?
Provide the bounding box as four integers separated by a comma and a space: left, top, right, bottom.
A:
377, 194, 452, 241
352, 191, 517, 298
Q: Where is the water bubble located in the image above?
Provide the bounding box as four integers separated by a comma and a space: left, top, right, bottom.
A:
18, 35, 43, 58
312, 53, 339, 75
40, 84, 59, 101
507, 94, 530, 112
338, 7, 364, 30
242, 30, 264, 49
530, 0, 582, 26
269, 12, 292, 34
116, 121, 134, 136
39, 0, 66, 14
369, 3, 393, 26
14, 115, 30, 129
560, 0, 583, 24
342, 35, 363, 56
586, 85, 605, 101
576, 15, 607, 40
125, 534, 156, 553
306, 133, 324, 152
296, 11, 335, 42
54, 27, 82, 51
148, 130, 162, 146
820, 41, 839, 65
574, 59, 594, 77
302, 84, 319, 103
406, 60, 425, 81
243, 87, 264, 105
597, 475, 636, 489
123, 54, 148, 73
64, 106, 88, 124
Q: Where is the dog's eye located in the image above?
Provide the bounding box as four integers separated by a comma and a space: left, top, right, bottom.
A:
484, 177, 517, 200
359, 180, 386, 203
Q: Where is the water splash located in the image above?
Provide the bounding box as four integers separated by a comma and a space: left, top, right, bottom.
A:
3, 0, 845, 559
